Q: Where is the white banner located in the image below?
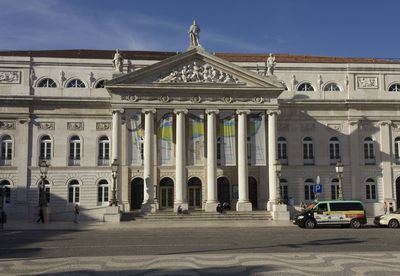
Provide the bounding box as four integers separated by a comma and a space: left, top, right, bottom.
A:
219, 112, 236, 166
128, 112, 144, 165
157, 112, 174, 165
248, 113, 266, 166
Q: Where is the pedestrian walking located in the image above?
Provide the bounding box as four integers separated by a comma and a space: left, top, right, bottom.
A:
383, 202, 388, 215
389, 202, 394, 213
74, 204, 79, 223
36, 207, 44, 224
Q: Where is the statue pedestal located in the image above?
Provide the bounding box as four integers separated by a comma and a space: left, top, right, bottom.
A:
271, 204, 290, 221
103, 206, 121, 223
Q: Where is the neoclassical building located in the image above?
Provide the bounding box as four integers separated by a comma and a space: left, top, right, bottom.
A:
1, 38, 400, 220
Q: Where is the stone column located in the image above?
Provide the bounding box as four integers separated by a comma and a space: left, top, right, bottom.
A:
267, 110, 279, 211
141, 109, 157, 213
111, 110, 121, 162
174, 109, 188, 210
236, 109, 252, 211
379, 121, 394, 204
205, 109, 219, 212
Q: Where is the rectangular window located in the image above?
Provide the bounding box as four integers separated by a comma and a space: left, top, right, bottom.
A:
305, 185, 315, 200
68, 187, 73, 203
75, 187, 80, 203
280, 185, 288, 201
331, 185, 339, 200
366, 185, 376, 200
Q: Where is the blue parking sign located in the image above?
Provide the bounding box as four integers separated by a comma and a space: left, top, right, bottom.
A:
314, 184, 323, 193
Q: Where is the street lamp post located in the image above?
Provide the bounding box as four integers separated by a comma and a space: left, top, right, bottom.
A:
110, 159, 119, 206
38, 160, 49, 207
274, 159, 282, 204
335, 160, 344, 200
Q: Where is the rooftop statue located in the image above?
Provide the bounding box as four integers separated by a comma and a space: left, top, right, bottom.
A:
112, 49, 124, 73
188, 20, 202, 49
266, 53, 276, 76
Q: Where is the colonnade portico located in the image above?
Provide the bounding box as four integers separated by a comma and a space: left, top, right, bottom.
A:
111, 106, 280, 213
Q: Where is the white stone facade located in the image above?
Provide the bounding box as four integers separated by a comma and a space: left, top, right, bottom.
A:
1, 48, 400, 221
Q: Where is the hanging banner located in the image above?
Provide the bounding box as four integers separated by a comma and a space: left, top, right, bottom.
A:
219, 112, 236, 166
248, 113, 266, 165
188, 112, 204, 165
129, 112, 144, 165
157, 112, 174, 165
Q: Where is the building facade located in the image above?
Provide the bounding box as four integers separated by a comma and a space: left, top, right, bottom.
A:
1, 45, 400, 220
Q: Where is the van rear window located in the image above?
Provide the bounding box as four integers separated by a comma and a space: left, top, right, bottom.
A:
330, 202, 364, 211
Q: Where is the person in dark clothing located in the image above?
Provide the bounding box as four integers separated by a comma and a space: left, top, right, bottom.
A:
216, 203, 223, 214
389, 202, 394, 213
37, 207, 44, 224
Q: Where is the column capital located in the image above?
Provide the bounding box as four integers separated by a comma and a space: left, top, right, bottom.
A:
174, 109, 188, 115
142, 108, 156, 114
266, 109, 281, 116
378, 120, 392, 126
348, 120, 360, 126
236, 109, 251, 115
205, 109, 219, 115
112, 109, 124, 114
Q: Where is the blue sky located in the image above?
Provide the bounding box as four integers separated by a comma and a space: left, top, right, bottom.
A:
0, 0, 398, 58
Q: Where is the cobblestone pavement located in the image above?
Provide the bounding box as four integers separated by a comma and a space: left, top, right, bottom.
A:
1, 252, 400, 275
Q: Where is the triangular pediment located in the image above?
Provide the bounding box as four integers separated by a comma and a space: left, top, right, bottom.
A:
106, 48, 284, 90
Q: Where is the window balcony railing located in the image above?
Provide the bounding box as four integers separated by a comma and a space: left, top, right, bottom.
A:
98, 158, 110, 166
303, 158, 314, 165
330, 156, 341, 165
365, 157, 376, 165
0, 159, 12, 166
68, 159, 80, 166
279, 158, 288, 165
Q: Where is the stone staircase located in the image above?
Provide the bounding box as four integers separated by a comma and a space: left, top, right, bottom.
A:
121, 210, 272, 221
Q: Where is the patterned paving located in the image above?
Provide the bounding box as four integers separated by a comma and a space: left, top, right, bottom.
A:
1, 252, 400, 275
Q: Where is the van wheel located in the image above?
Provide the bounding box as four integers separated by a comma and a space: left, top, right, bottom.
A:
305, 219, 316, 229
388, 219, 399, 228
350, 219, 361, 229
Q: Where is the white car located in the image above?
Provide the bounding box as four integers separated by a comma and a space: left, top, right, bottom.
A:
374, 209, 400, 228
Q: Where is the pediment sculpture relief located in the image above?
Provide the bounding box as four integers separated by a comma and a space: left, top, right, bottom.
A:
155, 61, 246, 85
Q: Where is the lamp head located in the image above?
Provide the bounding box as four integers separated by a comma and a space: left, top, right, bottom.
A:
335, 160, 344, 173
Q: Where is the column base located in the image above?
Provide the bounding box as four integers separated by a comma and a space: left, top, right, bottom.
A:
271, 203, 290, 221
141, 202, 157, 213
266, 200, 275, 211
174, 202, 188, 212
103, 206, 121, 223
236, 201, 252, 212
205, 201, 219, 212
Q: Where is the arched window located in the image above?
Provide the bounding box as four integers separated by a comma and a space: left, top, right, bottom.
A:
68, 180, 80, 203
364, 137, 375, 164
69, 136, 81, 166
40, 135, 52, 161
389, 83, 400, 92
324, 83, 340, 91
331, 178, 339, 200
37, 78, 57, 88
98, 136, 110, 165
395, 137, 400, 163
303, 137, 314, 164
277, 137, 287, 163
304, 178, 315, 201
365, 178, 376, 200
297, 82, 314, 91
97, 179, 109, 204
95, 80, 105, 88
0, 135, 12, 165
279, 179, 288, 202
329, 137, 340, 162
66, 79, 85, 88
0, 180, 11, 204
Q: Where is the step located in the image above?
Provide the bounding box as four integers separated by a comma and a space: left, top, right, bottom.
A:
121, 210, 272, 221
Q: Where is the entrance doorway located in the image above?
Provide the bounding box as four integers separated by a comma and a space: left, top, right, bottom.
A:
130, 178, 144, 210
160, 177, 174, 209
217, 177, 230, 204
188, 177, 202, 209
396, 177, 400, 209
248, 176, 258, 209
